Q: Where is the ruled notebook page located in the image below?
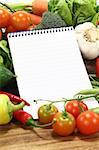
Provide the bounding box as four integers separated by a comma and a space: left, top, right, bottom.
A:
8, 27, 98, 119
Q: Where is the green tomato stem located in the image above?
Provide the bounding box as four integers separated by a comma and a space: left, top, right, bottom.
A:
62, 110, 68, 118
46, 103, 52, 111
27, 118, 56, 128
34, 92, 99, 105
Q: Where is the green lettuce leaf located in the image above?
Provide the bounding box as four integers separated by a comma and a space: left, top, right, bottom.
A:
48, 0, 73, 26
73, 0, 97, 26
0, 40, 12, 69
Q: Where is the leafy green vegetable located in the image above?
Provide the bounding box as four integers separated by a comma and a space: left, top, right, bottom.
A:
73, 0, 97, 26
34, 11, 67, 29
91, 12, 99, 25
0, 55, 4, 64
48, 0, 97, 27
89, 74, 99, 89
0, 65, 16, 88
0, 40, 12, 69
65, 0, 74, 14
48, 0, 73, 26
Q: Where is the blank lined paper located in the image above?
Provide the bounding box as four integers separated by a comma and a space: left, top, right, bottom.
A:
8, 27, 96, 118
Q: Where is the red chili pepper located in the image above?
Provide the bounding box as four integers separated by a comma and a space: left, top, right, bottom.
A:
13, 110, 34, 125
0, 91, 30, 106
13, 110, 54, 128
96, 57, 99, 78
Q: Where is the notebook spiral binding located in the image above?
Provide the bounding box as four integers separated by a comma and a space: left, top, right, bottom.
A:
8, 27, 73, 38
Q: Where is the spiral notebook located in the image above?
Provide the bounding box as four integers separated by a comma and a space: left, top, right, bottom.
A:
7, 27, 98, 118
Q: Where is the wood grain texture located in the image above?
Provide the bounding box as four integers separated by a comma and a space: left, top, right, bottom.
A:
0, 123, 99, 150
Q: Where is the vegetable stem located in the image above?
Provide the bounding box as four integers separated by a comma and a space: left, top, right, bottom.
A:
9, 101, 25, 111
7, 3, 32, 12
34, 92, 99, 104
29, 119, 56, 128
0, 2, 15, 12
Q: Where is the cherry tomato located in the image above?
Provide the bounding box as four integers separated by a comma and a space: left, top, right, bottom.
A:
0, 7, 11, 28
6, 25, 17, 34
38, 104, 58, 124
77, 111, 99, 135
65, 100, 88, 119
10, 11, 32, 31
52, 112, 76, 136
96, 57, 99, 78
0, 30, 2, 40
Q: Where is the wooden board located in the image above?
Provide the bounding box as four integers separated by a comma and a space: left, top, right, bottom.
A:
0, 123, 99, 150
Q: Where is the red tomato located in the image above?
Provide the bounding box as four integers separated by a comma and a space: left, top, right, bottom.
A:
65, 100, 88, 119
38, 104, 58, 124
6, 25, 17, 34
77, 111, 99, 135
10, 11, 32, 31
0, 7, 11, 28
52, 112, 76, 136
96, 57, 99, 78
0, 30, 2, 40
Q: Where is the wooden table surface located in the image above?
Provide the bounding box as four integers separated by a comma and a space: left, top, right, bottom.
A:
0, 59, 99, 150
0, 123, 99, 150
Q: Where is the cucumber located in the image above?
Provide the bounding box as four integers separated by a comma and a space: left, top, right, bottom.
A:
0, 65, 16, 88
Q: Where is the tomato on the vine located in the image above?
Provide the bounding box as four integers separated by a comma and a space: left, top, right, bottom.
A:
38, 104, 58, 124
0, 7, 11, 28
65, 100, 88, 119
77, 111, 99, 135
52, 112, 76, 136
10, 11, 32, 31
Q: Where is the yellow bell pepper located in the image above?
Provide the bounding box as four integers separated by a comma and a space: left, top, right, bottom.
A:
0, 94, 25, 125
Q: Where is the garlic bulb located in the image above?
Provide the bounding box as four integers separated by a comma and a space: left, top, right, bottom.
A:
75, 22, 99, 60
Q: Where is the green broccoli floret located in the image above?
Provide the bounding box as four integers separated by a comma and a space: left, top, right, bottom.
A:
34, 11, 67, 29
